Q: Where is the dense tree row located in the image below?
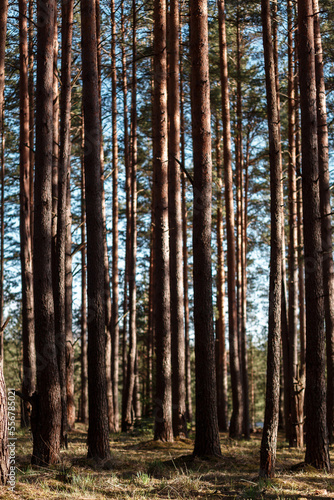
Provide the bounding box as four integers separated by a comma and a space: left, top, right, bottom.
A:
0, 0, 332, 483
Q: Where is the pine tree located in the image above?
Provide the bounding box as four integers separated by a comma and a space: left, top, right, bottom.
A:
190, 0, 221, 457
81, 0, 110, 459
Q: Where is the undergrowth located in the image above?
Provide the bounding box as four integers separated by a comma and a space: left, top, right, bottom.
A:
0, 423, 333, 499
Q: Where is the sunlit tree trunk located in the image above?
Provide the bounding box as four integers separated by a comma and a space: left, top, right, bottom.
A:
33, 0, 62, 464
218, 0, 243, 439
80, 122, 88, 425
168, 0, 187, 438
65, 176, 74, 430
123, 0, 138, 430
313, 0, 334, 445
298, 0, 330, 471
287, 0, 301, 447
259, 0, 282, 477
215, 118, 228, 432
235, 12, 249, 439
19, 0, 36, 428
153, 0, 173, 442
55, 0, 74, 444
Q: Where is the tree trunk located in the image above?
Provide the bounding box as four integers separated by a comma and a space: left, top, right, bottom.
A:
287, 0, 301, 447
313, 0, 334, 445
296, 74, 306, 447
81, 0, 110, 459
28, 0, 34, 240
0, 0, 8, 370
19, 0, 36, 428
218, 0, 243, 439
235, 16, 250, 439
168, 0, 187, 439
180, 37, 192, 424
153, 0, 173, 442
190, 0, 221, 457
80, 123, 88, 425
123, 0, 138, 431
259, 0, 283, 478
55, 0, 74, 444
0, 0, 9, 482
65, 175, 75, 430
111, 0, 120, 433
120, 0, 129, 426
215, 118, 228, 432
95, 0, 114, 433
298, 0, 330, 471
51, 13, 59, 293
33, 0, 62, 465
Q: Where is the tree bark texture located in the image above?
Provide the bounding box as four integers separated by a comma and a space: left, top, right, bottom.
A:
287, 0, 302, 448
80, 133, 88, 425
218, 0, 243, 439
19, 0, 36, 428
0, 0, 8, 370
190, 0, 221, 457
81, 0, 110, 459
259, 0, 283, 478
153, 0, 173, 442
123, 0, 138, 431
298, 0, 330, 470
215, 119, 228, 432
55, 0, 74, 443
111, 0, 120, 433
33, 0, 62, 465
313, 0, 334, 445
168, 0, 187, 439
180, 39, 192, 424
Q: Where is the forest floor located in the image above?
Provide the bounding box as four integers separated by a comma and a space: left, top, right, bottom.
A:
1, 422, 334, 499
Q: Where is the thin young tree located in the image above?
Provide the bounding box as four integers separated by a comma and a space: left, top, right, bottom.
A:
33, 0, 62, 465
120, 0, 129, 425
65, 177, 75, 430
259, 0, 283, 478
81, 0, 110, 459
153, 0, 173, 442
168, 0, 187, 438
111, 0, 120, 433
298, 0, 330, 470
180, 40, 192, 423
287, 0, 301, 447
190, 0, 221, 457
80, 124, 88, 424
313, 0, 334, 445
19, 0, 36, 427
218, 0, 243, 439
123, 0, 139, 431
54, 0, 74, 445
215, 118, 228, 432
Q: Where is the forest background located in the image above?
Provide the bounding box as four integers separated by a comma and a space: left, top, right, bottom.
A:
0, 0, 333, 495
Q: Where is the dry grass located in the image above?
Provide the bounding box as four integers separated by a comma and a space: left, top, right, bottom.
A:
0, 424, 333, 499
